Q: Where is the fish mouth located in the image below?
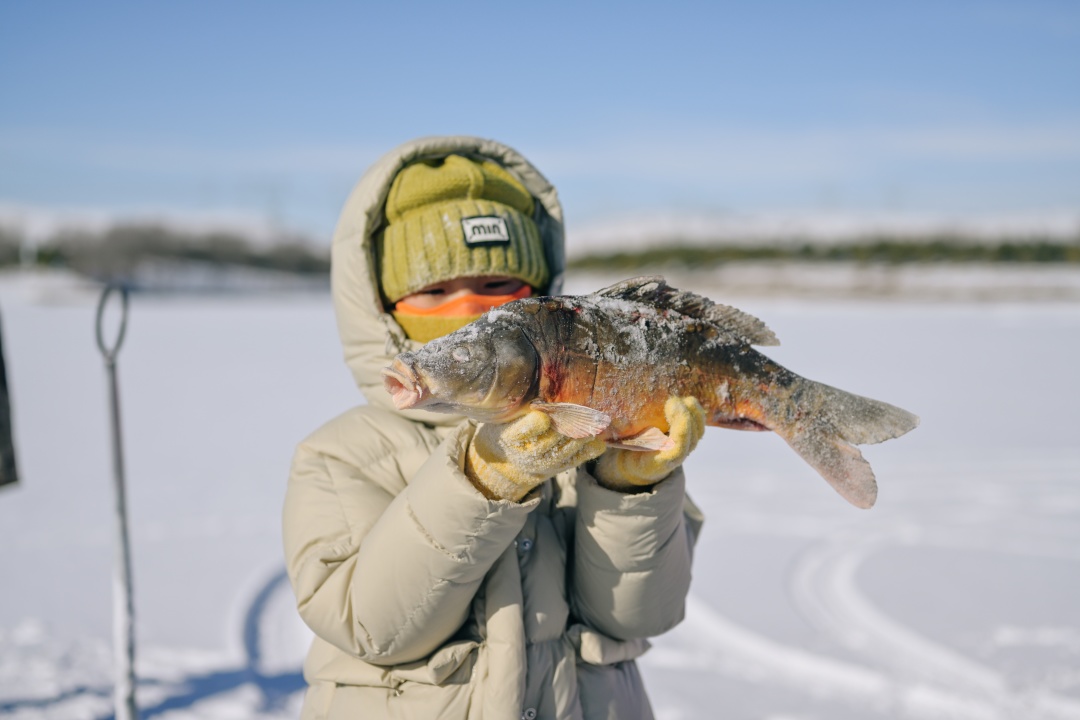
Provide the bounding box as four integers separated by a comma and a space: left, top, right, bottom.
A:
381, 358, 426, 410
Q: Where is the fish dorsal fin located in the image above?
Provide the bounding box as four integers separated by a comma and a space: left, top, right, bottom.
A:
595, 275, 669, 300
531, 401, 611, 438
594, 275, 780, 346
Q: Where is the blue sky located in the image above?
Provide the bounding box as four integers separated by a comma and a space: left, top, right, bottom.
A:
1, 0, 1078, 239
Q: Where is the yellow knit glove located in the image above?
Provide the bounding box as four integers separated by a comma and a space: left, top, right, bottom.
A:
466, 410, 608, 502
594, 396, 706, 491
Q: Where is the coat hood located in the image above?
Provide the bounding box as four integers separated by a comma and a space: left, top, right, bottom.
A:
331, 136, 567, 426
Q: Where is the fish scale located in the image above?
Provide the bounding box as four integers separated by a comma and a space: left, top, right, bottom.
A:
529, 296, 787, 438
382, 276, 919, 508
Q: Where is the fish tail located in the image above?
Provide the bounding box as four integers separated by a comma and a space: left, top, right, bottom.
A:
776, 380, 920, 509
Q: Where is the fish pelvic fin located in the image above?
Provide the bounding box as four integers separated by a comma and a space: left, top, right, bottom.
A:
530, 401, 611, 438
593, 275, 779, 346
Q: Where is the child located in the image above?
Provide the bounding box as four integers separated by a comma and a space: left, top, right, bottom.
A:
283, 136, 705, 719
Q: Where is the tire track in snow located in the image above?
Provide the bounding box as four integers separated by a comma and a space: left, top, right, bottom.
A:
666, 456, 1080, 719
674, 593, 1009, 720
788, 529, 1080, 720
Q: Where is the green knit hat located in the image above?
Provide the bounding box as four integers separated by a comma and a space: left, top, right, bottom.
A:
377, 155, 550, 304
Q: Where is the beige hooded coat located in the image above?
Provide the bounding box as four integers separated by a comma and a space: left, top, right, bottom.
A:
283, 136, 704, 720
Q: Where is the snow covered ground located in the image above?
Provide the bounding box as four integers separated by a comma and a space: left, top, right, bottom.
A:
1, 269, 1078, 719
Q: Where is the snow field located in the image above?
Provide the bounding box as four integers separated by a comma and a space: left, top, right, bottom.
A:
1, 271, 1078, 719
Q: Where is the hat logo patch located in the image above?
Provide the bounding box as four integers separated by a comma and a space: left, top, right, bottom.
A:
462, 216, 511, 246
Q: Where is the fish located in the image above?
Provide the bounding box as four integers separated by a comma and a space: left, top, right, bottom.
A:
381, 276, 919, 508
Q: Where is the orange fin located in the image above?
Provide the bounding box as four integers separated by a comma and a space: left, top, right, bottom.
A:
712, 417, 770, 432
531, 401, 611, 438
607, 427, 676, 452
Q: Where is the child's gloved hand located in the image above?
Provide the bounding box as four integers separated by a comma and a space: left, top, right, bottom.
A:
466, 410, 608, 502
593, 396, 706, 491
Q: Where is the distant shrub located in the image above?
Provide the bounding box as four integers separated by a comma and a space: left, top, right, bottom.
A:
6, 224, 1080, 283
10, 224, 329, 283
568, 235, 1080, 271
0, 227, 21, 266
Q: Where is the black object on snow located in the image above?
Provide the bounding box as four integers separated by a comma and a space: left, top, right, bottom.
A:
0, 305, 18, 488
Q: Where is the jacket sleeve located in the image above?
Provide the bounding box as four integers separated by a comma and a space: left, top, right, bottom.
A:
283, 417, 537, 666
570, 467, 703, 641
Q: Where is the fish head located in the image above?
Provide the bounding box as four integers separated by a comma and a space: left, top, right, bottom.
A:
381, 314, 540, 422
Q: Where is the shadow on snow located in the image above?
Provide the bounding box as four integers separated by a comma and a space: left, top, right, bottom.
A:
0, 568, 304, 719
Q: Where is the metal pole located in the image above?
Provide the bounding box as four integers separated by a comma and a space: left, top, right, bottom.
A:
96, 285, 138, 720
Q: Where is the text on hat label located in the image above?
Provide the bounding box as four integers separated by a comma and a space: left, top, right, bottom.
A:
462, 216, 512, 245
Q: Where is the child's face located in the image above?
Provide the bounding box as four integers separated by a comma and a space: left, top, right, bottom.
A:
396, 276, 529, 310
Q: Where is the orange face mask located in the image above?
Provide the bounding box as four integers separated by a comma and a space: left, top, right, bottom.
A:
392, 285, 532, 343
394, 284, 533, 317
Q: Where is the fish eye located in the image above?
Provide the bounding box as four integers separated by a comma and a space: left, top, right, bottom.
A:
452, 347, 471, 363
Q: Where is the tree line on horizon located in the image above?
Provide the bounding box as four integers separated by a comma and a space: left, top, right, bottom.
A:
568, 234, 1080, 271
0, 224, 330, 283
1, 224, 1078, 284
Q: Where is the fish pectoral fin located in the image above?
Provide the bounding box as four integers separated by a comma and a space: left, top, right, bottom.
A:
531, 402, 611, 438
607, 427, 676, 452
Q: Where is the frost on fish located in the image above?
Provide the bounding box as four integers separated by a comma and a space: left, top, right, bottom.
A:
595, 275, 779, 346
383, 275, 919, 509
